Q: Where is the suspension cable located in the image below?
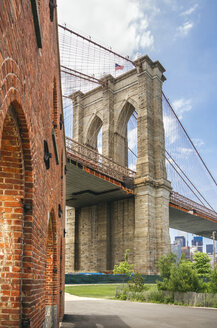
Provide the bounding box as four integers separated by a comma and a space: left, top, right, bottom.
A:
163, 92, 217, 187
165, 154, 206, 206
61, 69, 100, 85
59, 24, 135, 66
166, 150, 215, 211
128, 147, 137, 157
61, 65, 103, 85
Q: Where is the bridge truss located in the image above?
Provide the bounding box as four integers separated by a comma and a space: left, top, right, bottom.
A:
59, 23, 217, 225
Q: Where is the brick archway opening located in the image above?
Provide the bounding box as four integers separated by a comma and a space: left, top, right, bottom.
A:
59, 237, 63, 320
0, 108, 25, 327
45, 210, 57, 328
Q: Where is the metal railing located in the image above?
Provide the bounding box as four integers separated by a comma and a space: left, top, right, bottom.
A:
66, 137, 136, 183
170, 192, 217, 221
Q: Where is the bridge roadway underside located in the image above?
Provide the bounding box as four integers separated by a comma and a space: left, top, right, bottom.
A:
66, 161, 217, 240
169, 206, 217, 240
66, 160, 134, 208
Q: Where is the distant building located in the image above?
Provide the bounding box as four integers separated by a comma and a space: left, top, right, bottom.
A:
192, 236, 203, 246
171, 243, 182, 262
192, 236, 203, 252
175, 236, 186, 247
206, 244, 213, 255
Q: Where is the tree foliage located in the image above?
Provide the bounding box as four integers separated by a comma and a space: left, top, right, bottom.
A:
167, 261, 205, 292
157, 253, 176, 279
209, 266, 217, 293
128, 272, 144, 292
113, 249, 134, 278
193, 252, 212, 277
157, 253, 205, 292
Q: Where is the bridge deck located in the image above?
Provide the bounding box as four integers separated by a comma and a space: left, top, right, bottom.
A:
169, 206, 217, 240
66, 137, 217, 239
66, 158, 134, 207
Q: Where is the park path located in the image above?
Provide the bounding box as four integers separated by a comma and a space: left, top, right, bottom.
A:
60, 293, 217, 328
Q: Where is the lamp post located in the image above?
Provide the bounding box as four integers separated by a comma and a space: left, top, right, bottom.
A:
212, 231, 216, 268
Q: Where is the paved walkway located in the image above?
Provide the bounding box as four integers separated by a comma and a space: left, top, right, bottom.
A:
61, 293, 217, 328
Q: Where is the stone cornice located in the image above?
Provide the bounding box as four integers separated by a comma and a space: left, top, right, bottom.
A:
133, 55, 166, 73
70, 90, 84, 102
134, 176, 172, 191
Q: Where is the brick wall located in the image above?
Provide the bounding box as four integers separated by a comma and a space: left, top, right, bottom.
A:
0, 1, 65, 327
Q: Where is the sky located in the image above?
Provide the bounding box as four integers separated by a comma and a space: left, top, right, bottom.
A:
58, 0, 217, 248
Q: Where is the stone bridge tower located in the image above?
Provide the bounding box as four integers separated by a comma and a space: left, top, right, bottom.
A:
66, 55, 171, 274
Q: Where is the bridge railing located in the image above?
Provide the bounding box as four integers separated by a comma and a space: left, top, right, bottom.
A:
66, 137, 136, 183
66, 137, 217, 221
170, 192, 217, 221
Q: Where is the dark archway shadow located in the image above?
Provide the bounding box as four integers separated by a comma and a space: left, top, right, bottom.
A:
62, 314, 131, 328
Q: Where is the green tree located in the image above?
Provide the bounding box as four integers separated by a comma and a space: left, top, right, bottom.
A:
113, 249, 134, 278
157, 253, 205, 292
157, 253, 176, 279
128, 272, 144, 292
167, 260, 205, 292
193, 252, 212, 278
157, 253, 177, 290
209, 266, 217, 293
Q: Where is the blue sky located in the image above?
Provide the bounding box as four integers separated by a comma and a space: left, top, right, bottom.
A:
58, 0, 217, 246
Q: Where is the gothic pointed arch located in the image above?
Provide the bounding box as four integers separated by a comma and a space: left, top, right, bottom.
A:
85, 114, 103, 150
115, 98, 137, 135
114, 99, 137, 167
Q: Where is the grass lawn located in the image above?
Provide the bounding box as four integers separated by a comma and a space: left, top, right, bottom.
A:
65, 284, 156, 300
65, 284, 120, 299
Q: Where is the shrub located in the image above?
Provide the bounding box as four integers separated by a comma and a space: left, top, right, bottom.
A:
115, 286, 128, 300
157, 252, 176, 291
146, 286, 165, 303
113, 249, 134, 279
209, 266, 217, 293
157, 253, 176, 279
128, 272, 144, 292
193, 252, 212, 278
167, 260, 205, 292
157, 254, 206, 293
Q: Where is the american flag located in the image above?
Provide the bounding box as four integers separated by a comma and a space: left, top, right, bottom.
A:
115, 63, 124, 71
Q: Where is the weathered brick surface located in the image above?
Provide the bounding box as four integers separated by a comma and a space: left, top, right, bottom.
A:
0, 1, 65, 327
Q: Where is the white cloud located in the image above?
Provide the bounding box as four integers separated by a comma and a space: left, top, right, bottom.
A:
163, 115, 179, 145
177, 21, 194, 36
192, 138, 205, 148
172, 98, 192, 119
129, 163, 136, 171
128, 127, 137, 150
177, 147, 194, 156
58, 0, 154, 56
97, 127, 102, 154
137, 31, 154, 48
181, 4, 199, 16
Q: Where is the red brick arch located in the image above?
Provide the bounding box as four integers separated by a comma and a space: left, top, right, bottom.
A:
45, 209, 58, 327
0, 101, 33, 328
